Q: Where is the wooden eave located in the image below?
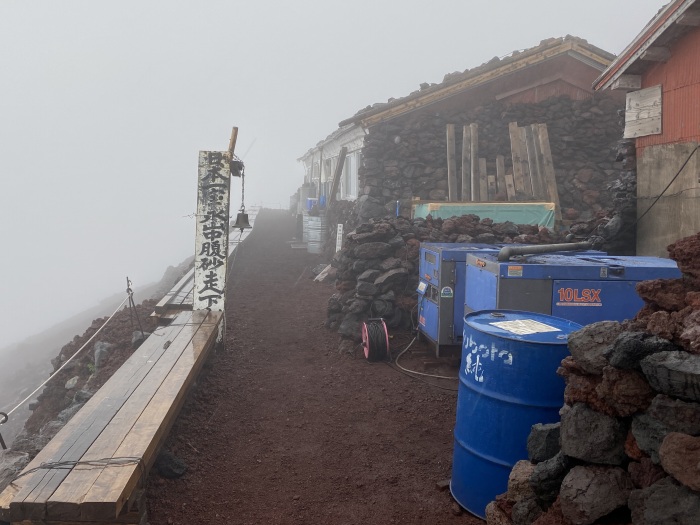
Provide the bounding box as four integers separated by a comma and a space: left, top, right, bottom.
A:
339, 39, 612, 129
594, 0, 700, 91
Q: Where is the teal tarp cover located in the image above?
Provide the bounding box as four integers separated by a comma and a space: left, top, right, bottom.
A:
412, 202, 555, 229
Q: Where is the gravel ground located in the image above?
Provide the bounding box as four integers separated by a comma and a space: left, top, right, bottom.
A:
146, 208, 482, 525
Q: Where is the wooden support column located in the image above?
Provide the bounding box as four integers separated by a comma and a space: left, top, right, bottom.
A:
446, 124, 457, 201
508, 122, 526, 195
478, 158, 488, 202
535, 123, 562, 223
470, 123, 479, 201
461, 125, 472, 201
525, 125, 545, 199
328, 146, 348, 206
519, 127, 534, 196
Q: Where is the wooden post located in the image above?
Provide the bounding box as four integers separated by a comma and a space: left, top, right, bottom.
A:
519, 127, 534, 196
446, 124, 457, 201
479, 158, 488, 202
227, 127, 239, 157
328, 147, 348, 206
505, 172, 517, 201
528, 124, 546, 200
461, 125, 472, 201
535, 123, 562, 223
470, 123, 479, 201
487, 173, 497, 201
508, 122, 526, 195
495, 155, 509, 200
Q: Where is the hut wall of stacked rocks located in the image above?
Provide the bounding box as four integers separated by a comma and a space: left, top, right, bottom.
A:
355, 94, 629, 246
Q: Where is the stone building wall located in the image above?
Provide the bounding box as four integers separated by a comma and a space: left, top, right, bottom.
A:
356, 94, 624, 227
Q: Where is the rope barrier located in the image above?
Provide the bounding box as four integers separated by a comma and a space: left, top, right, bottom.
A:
0, 293, 130, 429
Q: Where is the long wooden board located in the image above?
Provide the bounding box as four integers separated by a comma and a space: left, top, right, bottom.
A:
73, 312, 221, 521
478, 158, 488, 203
44, 311, 217, 521
535, 123, 562, 223
446, 124, 457, 201
508, 122, 526, 195
461, 125, 472, 201
4, 312, 195, 522
495, 155, 507, 200
470, 124, 479, 201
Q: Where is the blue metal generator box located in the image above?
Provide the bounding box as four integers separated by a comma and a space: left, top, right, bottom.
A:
417, 243, 502, 356
465, 253, 681, 325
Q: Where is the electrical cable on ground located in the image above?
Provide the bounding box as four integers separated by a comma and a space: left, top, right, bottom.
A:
1, 294, 130, 420
393, 337, 458, 381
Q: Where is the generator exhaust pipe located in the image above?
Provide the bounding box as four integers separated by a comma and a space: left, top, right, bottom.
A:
497, 242, 593, 262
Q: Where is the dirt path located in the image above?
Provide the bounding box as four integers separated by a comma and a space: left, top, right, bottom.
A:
146, 209, 482, 525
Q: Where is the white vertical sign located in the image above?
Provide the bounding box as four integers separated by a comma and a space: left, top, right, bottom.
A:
194, 151, 231, 311
335, 223, 344, 252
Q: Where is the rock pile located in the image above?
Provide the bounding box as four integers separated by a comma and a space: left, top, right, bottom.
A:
326, 214, 562, 349
357, 94, 624, 226
486, 232, 700, 525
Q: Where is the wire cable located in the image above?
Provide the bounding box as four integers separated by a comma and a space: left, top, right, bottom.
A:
2, 294, 130, 419
393, 337, 459, 381
12, 457, 144, 483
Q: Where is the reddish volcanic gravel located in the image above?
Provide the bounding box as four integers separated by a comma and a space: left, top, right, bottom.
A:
145, 209, 482, 525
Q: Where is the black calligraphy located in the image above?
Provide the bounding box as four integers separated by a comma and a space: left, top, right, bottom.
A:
194, 151, 231, 310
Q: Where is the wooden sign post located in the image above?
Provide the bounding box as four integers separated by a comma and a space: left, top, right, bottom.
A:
193, 150, 232, 311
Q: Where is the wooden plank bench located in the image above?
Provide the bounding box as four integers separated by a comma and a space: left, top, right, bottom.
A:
153, 269, 194, 315
0, 309, 222, 525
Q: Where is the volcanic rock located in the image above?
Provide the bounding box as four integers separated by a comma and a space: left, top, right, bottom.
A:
559, 466, 634, 525
658, 432, 700, 491
528, 423, 561, 463
560, 403, 626, 465
567, 321, 621, 375
640, 351, 700, 402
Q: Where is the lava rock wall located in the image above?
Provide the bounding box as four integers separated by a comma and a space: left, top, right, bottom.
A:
357, 95, 624, 226
486, 232, 700, 525
327, 215, 561, 349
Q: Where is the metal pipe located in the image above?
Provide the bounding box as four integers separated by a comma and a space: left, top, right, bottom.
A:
497, 242, 593, 262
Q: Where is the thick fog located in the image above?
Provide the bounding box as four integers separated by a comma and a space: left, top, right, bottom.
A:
0, 0, 664, 350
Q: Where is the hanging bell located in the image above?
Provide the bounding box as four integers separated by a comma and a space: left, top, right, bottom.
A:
232, 212, 251, 231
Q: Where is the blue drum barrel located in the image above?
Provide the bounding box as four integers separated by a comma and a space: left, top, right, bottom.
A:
450, 310, 581, 518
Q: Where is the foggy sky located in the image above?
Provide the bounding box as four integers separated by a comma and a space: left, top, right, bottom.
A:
0, 0, 665, 348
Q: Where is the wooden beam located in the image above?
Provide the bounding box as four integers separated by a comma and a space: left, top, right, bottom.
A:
495, 155, 508, 200
535, 123, 562, 224
479, 158, 488, 202
461, 125, 472, 201
508, 122, 526, 195
526, 125, 546, 199
470, 124, 479, 201
611, 74, 642, 91
328, 147, 348, 206
676, 10, 700, 26
487, 173, 497, 201
227, 127, 239, 156
519, 127, 534, 197
640, 46, 671, 62
446, 124, 457, 201
505, 173, 517, 201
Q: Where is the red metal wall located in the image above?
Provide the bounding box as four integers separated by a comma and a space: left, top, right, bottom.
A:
637, 28, 700, 151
